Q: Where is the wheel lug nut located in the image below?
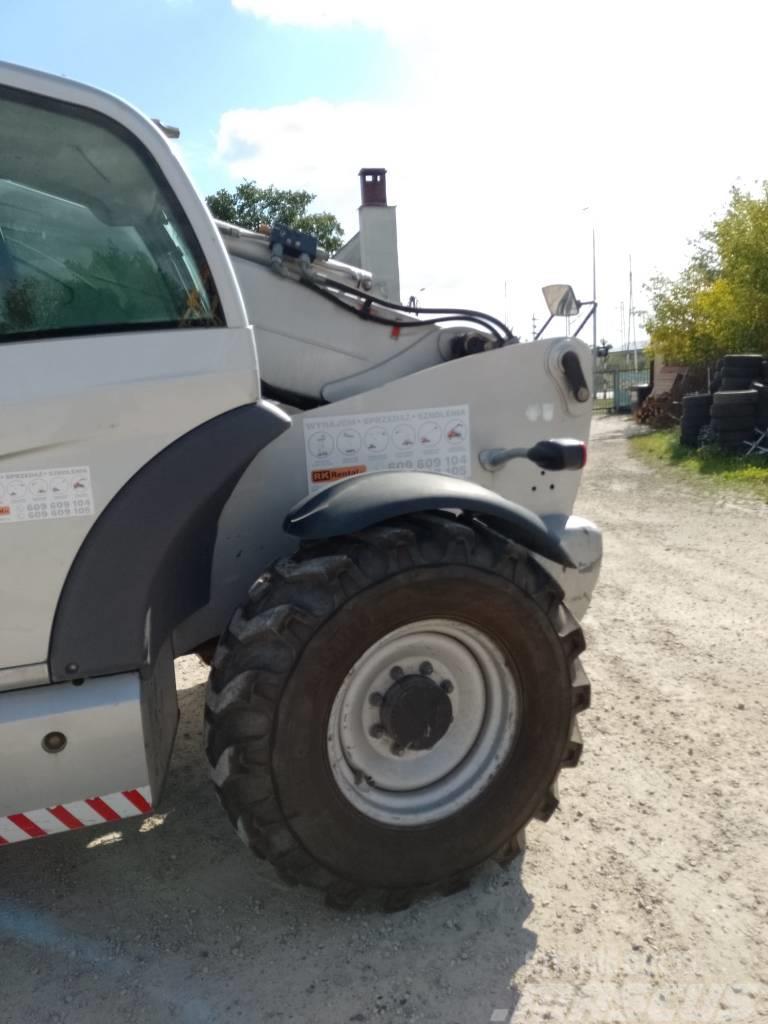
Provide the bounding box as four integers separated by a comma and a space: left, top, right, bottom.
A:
391, 743, 404, 756
390, 665, 404, 680
369, 692, 384, 707
419, 661, 433, 676
440, 679, 454, 693
369, 723, 386, 739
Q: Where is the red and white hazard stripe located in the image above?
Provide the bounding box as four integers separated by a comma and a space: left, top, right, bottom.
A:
0, 787, 152, 845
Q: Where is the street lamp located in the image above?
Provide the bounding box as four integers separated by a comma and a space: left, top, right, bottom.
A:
596, 341, 612, 360
407, 286, 427, 310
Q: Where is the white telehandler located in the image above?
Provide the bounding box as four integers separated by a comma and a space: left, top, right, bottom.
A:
0, 61, 601, 908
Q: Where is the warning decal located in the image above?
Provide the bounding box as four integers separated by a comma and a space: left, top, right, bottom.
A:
0, 467, 94, 524
303, 405, 471, 494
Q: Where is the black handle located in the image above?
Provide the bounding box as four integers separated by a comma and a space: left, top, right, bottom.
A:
561, 350, 590, 402
526, 438, 587, 471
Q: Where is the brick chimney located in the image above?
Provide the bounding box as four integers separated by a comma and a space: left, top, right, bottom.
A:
356, 168, 399, 302
359, 168, 388, 206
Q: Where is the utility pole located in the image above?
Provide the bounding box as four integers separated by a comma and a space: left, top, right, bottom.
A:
627, 255, 638, 370
619, 301, 626, 349
592, 226, 597, 356
580, 209, 598, 355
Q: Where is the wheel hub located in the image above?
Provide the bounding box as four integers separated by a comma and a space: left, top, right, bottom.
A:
327, 619, 520, 825
379, 674, 453, 751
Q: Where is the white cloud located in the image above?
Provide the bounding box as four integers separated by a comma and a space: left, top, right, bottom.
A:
218, 99, 397, 194
220, 0, 768, 343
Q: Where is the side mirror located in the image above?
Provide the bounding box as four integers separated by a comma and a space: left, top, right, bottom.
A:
542, 284, 580, 317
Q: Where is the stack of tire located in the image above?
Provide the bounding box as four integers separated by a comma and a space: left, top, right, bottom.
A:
709, 353, 766, 452
710, 389, 759, 452
679, 393, 712, 447
710, 353, 766, 393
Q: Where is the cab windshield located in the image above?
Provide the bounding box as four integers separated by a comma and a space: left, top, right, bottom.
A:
0, 86, 222, 340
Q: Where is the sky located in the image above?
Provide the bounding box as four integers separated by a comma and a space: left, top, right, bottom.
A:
4, 0, 768, 344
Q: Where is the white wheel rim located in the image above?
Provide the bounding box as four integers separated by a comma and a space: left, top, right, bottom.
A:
327, 618, 519, 825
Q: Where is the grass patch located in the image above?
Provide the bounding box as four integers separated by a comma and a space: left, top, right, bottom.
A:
631, 428, 768, 501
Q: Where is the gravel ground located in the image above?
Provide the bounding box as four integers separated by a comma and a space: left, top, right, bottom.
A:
2, 415, 766, 1024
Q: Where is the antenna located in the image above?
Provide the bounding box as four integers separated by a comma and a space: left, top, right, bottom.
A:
627, 255, 639, 370
626, 255, 633, 350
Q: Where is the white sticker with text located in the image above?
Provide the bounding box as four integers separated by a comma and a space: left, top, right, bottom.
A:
303, 405, 471, 493
0, 467, 94, 523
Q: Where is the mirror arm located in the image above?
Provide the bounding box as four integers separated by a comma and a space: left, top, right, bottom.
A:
573, 300, 597, 338
534, 312, 555, 340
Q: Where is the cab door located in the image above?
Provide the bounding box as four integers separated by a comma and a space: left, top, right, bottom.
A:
0, 65, 263, 676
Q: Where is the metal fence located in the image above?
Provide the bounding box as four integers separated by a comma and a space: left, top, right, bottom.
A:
593, 369, 650, 413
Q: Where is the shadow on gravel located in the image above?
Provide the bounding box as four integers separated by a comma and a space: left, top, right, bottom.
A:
0, 681, 538, 1023
590, 413, 643, 442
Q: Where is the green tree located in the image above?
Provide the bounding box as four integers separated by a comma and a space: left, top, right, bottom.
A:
646, 183, 768, 363
206, 182, 344, 253
645, 265, 717, 365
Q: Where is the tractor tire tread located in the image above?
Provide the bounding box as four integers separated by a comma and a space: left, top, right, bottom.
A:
205, 513, 588, 909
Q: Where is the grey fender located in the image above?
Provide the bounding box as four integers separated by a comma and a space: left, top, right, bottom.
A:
284, 471, 575, 567
49, 402, 290, 683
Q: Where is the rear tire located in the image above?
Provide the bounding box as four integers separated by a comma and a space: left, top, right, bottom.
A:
713, 390, 758, 406
715, 430, 754, 442
711, 404, 758, 420
205, 514, 589, 907
682, 393, 712, 410
711, 416, 756, 431
680, 416, 709, 430
721, 355, 765, 373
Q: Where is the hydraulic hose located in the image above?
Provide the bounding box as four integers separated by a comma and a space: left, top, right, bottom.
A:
298, 269, 517, 345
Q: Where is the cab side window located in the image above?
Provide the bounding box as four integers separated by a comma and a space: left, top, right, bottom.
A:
0, 86, 222, 340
